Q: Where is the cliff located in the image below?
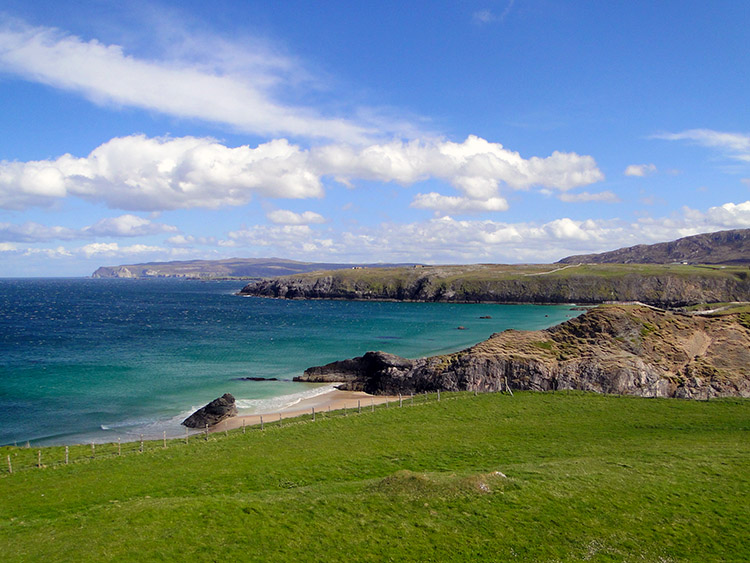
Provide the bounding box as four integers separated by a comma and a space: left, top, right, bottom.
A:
297, 305, 750, 399
559, 228, 750, 265
241, 263, 750, 307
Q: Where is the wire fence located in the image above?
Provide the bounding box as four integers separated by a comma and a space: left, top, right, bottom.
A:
2, 389, 501, 476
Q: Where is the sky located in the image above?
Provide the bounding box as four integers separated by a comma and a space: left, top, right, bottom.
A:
0, 0, 748, 276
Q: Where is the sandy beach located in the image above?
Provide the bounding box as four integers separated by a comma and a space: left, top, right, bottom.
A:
214, 388, 403, 432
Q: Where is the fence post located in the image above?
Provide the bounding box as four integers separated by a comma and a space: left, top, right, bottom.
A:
260, 415, 264, 431
37, 450, 41, 468
163, 431, 167, 449
91, 442, 95, 459
118, 437, 121, 456
411, 393, 414, 406
7, 455, 12, 474
224, 421, 228, 437
312, 407, 316, 421
358, 400, 361, 414
399, 394, 402, 408
185, 427, 189, 445
437, 389, 441, 401
140, 434, 144, 452
242, 419, 246, 434
371, 398, 374, 412
204, 424, 208, 441
279, 413, 282, 427
65, 445, 69, 465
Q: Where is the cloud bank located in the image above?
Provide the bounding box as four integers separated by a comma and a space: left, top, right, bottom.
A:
0, 134, 604, 211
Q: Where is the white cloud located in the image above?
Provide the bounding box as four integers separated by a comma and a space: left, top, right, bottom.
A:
0, 242, 18, 252
80, 242, 165, 258
0, 135, 323, 210
218, 200, 750, 264
0, 215, 177, 242
313, 135, 604, 197
411, 193, 509, 214
0, 221, 78, 242
655, 129, 750, 162
0, 134, 602, 212
266, 210, 326, 225
558, 191, 620, 203
83, 214, 177, 236
624, 163, 657, 177
0, 20, 372, 142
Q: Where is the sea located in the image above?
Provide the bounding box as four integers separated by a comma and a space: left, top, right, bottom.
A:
0, 278, 583, 446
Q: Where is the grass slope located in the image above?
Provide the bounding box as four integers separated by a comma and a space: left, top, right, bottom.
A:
1, 392, 748, 561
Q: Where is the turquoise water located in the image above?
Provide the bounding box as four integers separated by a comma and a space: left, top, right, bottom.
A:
0, 278, 582, 446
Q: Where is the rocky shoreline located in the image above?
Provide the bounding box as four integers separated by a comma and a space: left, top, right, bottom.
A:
297, 304, 750, 399
240, 264, 750, 308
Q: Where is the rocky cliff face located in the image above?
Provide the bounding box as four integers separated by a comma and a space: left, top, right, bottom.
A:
242, 267, 750, 308
297, 305, 750, 399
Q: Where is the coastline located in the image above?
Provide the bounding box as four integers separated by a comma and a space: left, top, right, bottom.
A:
214, 388, 402, 432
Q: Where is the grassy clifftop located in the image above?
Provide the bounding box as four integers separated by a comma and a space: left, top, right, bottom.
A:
242, 263, 750, 307
1, 392, 748, 561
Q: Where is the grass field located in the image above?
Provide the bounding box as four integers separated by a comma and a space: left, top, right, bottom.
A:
1, 391, 748, 561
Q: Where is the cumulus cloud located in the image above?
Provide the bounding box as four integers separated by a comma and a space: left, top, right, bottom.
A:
266, 210, 326, 225
411, 193, 509, 214
558, 191, 620, 203
313, 135, 604, 198
0, 134, 602, 212
624, 163, 657, 177
655, 129, 750, 162
0, 135, 323, 210
0, 20, 372, 142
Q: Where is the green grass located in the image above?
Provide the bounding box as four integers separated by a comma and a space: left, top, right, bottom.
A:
1, 392, 748, 561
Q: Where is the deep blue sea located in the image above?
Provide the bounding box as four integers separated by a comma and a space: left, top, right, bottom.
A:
0, 278, 582, 446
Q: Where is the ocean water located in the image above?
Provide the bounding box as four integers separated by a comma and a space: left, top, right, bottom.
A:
0, 278, 582, 446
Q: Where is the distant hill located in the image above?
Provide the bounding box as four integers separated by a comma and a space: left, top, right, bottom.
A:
558, 229, 750, 265
92, 258, 418, 279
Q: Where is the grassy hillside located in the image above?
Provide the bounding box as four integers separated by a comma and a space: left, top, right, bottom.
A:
1, 392, 748, 561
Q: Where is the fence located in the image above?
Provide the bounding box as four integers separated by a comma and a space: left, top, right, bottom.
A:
1, 387, 511, 476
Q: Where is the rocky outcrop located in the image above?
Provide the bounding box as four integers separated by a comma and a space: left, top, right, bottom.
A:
559, 228, 750, 265
242, 266, 750, 307
297, 305, 750, 399
182, 393, 238, 428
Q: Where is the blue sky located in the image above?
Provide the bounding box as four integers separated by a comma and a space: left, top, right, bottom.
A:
0, 0, 748, 276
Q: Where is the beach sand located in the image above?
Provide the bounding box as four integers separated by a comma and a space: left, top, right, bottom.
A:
214, 388, 402, 432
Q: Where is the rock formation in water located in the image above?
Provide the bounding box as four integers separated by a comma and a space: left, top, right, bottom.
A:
297, 305, 750, 399
182, 393, 238, 428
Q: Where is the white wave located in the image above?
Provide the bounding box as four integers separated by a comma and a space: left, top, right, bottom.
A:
235, 384, 339, 414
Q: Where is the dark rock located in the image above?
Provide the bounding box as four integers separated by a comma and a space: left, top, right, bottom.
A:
479, 316, 492, 319
296, 351, 415, 394
182, 393, 237, 428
